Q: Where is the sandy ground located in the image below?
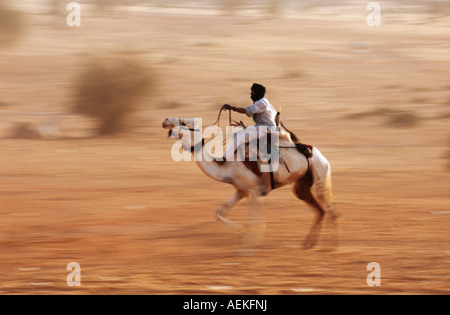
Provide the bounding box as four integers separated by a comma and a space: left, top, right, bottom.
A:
0, 1, 449, 294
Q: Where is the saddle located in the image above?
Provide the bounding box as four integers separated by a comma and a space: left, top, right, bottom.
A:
214, 106, 313, 193
241, 143, 313, 169
240, 128, 314, 192
240, 140, 274, 196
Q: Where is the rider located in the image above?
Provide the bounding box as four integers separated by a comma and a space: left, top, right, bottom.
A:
222, 83, 278, 161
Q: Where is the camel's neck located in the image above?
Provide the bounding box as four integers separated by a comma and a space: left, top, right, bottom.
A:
195, 158, 228, 183
191, 138, 229, 183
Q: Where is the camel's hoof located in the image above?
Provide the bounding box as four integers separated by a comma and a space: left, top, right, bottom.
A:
216, 214, 245, 235
303, 243, 315, 250
327, 212, 341, 225
302, 236, 317, 250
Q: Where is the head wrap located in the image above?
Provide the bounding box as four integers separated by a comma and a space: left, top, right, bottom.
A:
251, 83, 266, 102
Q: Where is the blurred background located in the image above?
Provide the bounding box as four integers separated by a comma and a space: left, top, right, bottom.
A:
0, 0, 449, 294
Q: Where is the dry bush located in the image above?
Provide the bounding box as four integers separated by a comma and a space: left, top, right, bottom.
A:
427, 1, 450, 18
94, 0, 135, 12
94, 0, 115, 12
266, 0, 284, 17
220, 0, 246, 15
346, 108, 396, 119
445, 137, 450, 170
447, 145, 450, 170
9, 123, 41, 140
386, 111, 421, 128
72, 56, 155, 135
0, 3, 25, 49
347, 107, 422, 128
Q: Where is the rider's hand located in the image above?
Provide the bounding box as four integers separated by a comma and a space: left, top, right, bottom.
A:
223, 104, 234, 111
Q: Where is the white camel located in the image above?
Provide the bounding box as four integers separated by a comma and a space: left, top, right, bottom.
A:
162, 117, 339, 250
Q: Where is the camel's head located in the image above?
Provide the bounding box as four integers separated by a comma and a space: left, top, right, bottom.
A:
162, 117, 194, 130
162, 117, 199, 136
162, 117, 202, 150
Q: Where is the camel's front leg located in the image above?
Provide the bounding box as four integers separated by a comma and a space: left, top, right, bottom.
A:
240, 193, 265, 255
215, 190, 248, 231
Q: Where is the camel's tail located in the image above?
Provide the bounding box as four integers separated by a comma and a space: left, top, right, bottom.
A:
280, 121, 313, 159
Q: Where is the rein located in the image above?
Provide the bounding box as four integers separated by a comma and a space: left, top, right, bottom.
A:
168, 119, 204, 153
210, 105, 232, 130
171, 107, 313, 162
178, 118, 200, 132
168, 119, 200, 137
210, 105, 247, 131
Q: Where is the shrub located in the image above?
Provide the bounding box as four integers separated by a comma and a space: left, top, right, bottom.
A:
0, 3, 25, 49
220, 0, 245, 15
72, 56, 155, 135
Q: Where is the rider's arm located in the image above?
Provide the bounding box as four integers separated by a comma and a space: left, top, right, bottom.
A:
223, 104, 248, 115
231, 107, 247, 114
241, 100, 266, 117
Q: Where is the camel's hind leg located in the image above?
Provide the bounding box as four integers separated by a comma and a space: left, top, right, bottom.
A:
293, 173, 325, 249
294, 154, 338, 249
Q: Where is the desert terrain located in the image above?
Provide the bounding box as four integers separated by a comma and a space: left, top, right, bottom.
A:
0, 0, 449, 294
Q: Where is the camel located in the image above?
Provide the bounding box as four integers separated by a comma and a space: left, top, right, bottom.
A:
162, 117, 338, 250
